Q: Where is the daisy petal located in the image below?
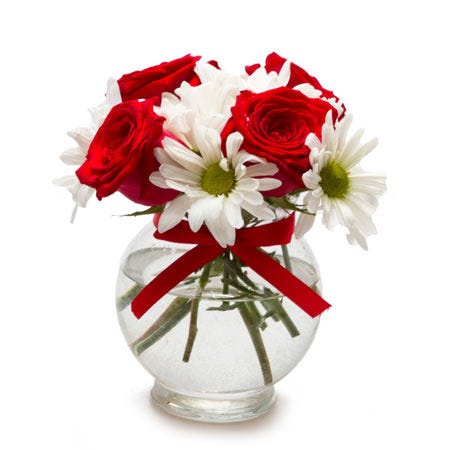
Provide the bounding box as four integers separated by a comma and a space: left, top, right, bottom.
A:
185, 186, 209, 198
306, 193, 321, 213
346, 225, 368, 250
154, 147, 181, 166
158, 195, 194, 233
193, 124, 222, 164
244, 162, 279, 178
257, 178, 282, 191
149, 172, 169, 189
241, 201, 275, 221
342, 137, 379, 170
223, 198, 244, 229
228, 191, 243, 205
302, 170, 321, 189
225, 132, 244, 159
321, 196, 338, 229
335, 114, 352, 157
295, 213, 316, 239
75, 183, 95, 207
219, 158, 229, 171
106, 78, 122, 106
53, 175, 76, 187
205, 213, 236, 247
349, 173, 386, 195
60, 147, 86, 165
306, 133, 322, 152
240, 190, 263, 205
295, 83, 322, 98
188, 196, 221, 232
277, 60, 291, 86
162, 137, 206, 171
160, 164, 201, 185
67, 128, 94, 152
165, 179, 190, 192
70, 204, 79, 224
235, 178, 259, 192
234, 163, 246, 179
343, 128, 364, 156
233, 150, 265, 167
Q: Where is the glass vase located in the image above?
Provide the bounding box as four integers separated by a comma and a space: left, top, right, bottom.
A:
116, 220, 321, 422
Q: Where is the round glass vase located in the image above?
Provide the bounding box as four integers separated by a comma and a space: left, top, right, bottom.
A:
116, 220, 322, 423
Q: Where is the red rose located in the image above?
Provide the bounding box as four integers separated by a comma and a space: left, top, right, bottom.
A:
76, 100, 177, 205
117, 54, 201, 105
222, 87, 336, 196
246, 52, 338, 101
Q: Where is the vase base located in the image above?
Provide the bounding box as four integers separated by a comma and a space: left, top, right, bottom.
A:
151, 380, 276, 423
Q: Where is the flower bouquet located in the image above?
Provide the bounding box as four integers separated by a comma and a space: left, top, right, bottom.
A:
55, 53, 385, 422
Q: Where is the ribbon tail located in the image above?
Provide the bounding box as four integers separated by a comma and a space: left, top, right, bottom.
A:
131, 244, 224, 319
231, 245, 331, 318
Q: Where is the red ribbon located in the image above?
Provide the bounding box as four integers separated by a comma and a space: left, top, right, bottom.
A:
131, 214, 331, 319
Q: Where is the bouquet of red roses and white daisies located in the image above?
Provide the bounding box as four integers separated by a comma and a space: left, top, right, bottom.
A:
56, 53, 385, 250
55, 53, 385, 366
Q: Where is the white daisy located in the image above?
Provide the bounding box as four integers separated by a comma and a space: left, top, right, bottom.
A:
156, 62, 245, 145
193, 59, 291, 95
295, 112, 386, 250
54, 79, 121, 221
241, 60, 291, 93
150, 125, 281, 247
157, 60, 292, 143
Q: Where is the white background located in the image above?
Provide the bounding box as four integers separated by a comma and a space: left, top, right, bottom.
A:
1, 1, 449, 449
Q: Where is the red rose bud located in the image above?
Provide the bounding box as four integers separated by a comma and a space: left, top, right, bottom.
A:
118, 54, 201, 104
222, 87, 337, 196
76, 100, 177, 205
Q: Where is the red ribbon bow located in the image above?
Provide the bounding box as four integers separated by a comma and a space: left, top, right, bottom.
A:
131, 214, 331, 319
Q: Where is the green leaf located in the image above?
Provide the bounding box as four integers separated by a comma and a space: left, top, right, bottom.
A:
207, 302, 240, 312
287, 188, 308, 196
266, 196, 306, 212
119, 205, 164, 217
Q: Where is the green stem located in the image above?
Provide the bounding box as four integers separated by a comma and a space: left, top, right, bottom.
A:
182, 298, 200, 362
264, 299, 300, 337
260, 300, 281, 322
246, 301, 267, 330
132, 297, 192, 355
222, 252, 230, 295
116, 283, 142, 311
207, 302, 240, 311
238, 302, 273, 385
182, 263, 212, 362
281, 244, 293, 272
229, 256, 257, 288
226, 278, 260, 296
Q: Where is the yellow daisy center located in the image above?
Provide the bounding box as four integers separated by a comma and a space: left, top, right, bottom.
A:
201, 162, 236, 196
319, 161, 350, 198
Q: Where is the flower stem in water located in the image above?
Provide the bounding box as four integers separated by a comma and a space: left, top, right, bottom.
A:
116, 283, 143, 311
182, 262, 212, 362
262, 299, 300, 337
222, 251, 230, 295
246, 301, 268, 330
281, 244, 292, 272
238, 302, 273, 385
132, 296, 192, 356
